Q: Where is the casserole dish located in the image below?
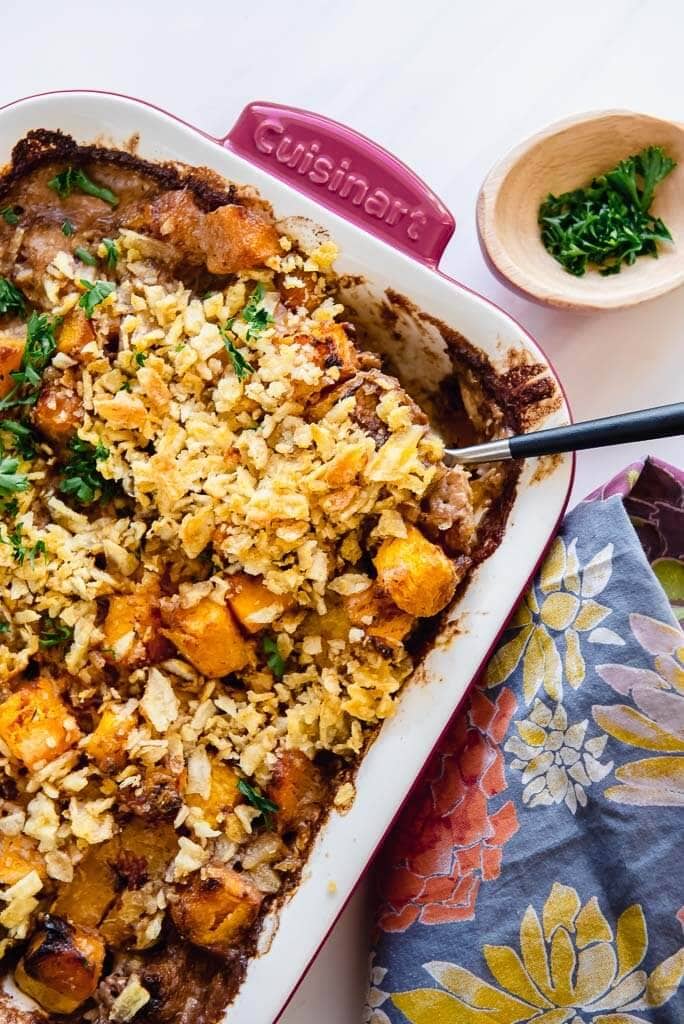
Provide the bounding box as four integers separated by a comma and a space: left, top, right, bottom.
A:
0, 92, 573, 1024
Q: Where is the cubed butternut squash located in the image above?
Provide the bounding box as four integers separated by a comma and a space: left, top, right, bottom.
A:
202, 204, 280, 275
51, 840, 118, 930
374, 524, 457, 617
116, 819, 178, 880
267, 750, 326, 833
304, 601, 352, 642
171, 863, 262, 954
0, 677, 81, 771
102, 575, 167, 668
161, 596, 253, 678
187, 760, 240, 828
344, 582, 414, 647
33, 381, 83, 445
308, 322, 359, 382
15, 916, 105, 1015
0, 834, 46, 885
57, 309, 95, 361
52, 820, 178, 931
85, 705, 136, 773
98, 821, 178, 950
226, 573, 294, 634
99, 889, 150, 951
0, 333, 24, 399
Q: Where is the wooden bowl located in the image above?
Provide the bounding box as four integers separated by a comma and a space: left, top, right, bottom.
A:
477, 110, 684, 311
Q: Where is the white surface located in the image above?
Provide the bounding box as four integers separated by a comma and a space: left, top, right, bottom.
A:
3, 2, 683, 1022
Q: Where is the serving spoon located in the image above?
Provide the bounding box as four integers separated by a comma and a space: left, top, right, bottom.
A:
445, 402, 684, 465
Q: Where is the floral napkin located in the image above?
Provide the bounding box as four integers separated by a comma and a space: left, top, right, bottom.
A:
365, 457, 684, 1024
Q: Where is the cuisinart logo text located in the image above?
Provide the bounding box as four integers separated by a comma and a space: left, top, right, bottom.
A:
254, 118, 428, 241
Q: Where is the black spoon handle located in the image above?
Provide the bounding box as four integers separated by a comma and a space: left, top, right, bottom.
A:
510, 402, 684, 459
445, 403, 684, 464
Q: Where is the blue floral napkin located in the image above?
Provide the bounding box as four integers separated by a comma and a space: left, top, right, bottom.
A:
365, 458, 684, 1024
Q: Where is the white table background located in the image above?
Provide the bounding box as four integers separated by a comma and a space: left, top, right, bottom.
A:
4, 1, 683, 1020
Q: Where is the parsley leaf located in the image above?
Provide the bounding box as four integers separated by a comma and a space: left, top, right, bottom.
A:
0, 420, 36, 460
29, 539, 46, 564
0, 619, 9, 633
539, 145, 677, 276
39, 616, 73, 648
102, 238, 118, 269
2, 521, 26, 563
1, 207, 20, 226
134, 350, 147, 367
61, 219, 75, 237
78, 279, 115, 318
0, 456, 28, 496
58, 436, 112, 505
241, 282, 274, 339
0, 312, 58, 411
262, 636, 286, 678
0, 278, 27, 317
219, 325, 254, 381
75, 246, 97, 267
48, 167, 119, 207
237, 778, 279, 828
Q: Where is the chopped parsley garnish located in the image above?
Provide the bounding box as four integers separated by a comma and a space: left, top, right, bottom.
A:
0, 278, 27, 317
48, 167, 119, 208
539, 145, 677, 276
241, 282, 274, 339
262, 636, 286, 678
61, 219, 75, 237
29, 539, 46, 564
39, 617, 73, 648
102, 238, 118, 269
0, 457, 28, 496
118, 380, 131, 392
1, 207, 20, 226
0, 619, 9, 634
2, 521, 27, 563
78, 279, 115, 318
0, 312, 58, 411
75, 246, 96, 267
0, 420, 36, 460
219, 325, 253, 381
237, 778, 279, 827
58, 437, 112, 506
134, 350, 147, 367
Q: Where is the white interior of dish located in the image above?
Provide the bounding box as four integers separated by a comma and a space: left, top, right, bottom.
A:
0, 93, 573, 1024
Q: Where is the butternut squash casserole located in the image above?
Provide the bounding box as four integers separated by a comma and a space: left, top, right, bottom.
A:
0, 130, 515, 1023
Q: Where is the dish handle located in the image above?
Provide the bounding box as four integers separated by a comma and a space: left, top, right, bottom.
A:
222, 101, 454, 268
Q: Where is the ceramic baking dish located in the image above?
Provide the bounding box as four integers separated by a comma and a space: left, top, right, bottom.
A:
0, 91, 573, 1024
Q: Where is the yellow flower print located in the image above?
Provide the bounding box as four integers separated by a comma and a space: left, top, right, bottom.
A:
486, 538, 624, 704
391, 882, 684, 1024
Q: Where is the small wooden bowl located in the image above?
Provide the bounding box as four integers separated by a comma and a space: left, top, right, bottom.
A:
477, 110, 684, 311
